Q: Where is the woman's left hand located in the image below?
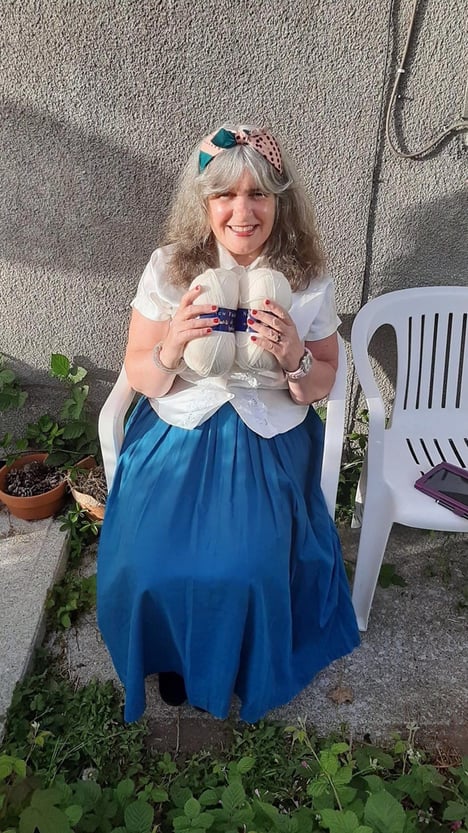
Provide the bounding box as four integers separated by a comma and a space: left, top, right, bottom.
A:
247, 300, 304, 373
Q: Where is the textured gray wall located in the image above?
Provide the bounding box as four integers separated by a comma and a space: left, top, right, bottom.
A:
1, 0, 467, 433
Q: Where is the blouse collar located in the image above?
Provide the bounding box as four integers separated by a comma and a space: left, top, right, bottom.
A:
216, 241, 268, 271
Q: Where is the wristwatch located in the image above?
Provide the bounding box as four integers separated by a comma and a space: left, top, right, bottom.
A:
284, 347, 313, 380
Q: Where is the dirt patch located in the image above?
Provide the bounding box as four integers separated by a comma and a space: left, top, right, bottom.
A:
145, 715, 235, 758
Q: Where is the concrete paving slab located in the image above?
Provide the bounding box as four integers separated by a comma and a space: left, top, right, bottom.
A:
0, 506, 68, 741
53, 525, 467, 755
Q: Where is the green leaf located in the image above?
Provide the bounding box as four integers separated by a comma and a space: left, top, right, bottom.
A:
331, 743, 350, 755
336, 785, 358, 807
0, 368, 15, 384
255, 801, 279, 822
221, 782, 246, 814
320, 750, 339, 776
116, 777, 135, 804
19, 805, 72, 833
363, 774, 386, 793
184, 797, 201, 819
199, 788, 219, 806
62, 421, 87, 440
378, 564, 407, 588
124, 799, 154, 833
236, 755, 256, 773
308, 778, 329, 798
364, 790, 406, 833
72, 780, 102, 810
44, 451, 69, 467
320, 808, 372, 833
194, 813, 215, 830
150, 786, 169, 802
64, 804, 83, 825
443, 800, 468, 822
334, 765, 354, 786
50, 354, 71, 378
173, 817, 193, 832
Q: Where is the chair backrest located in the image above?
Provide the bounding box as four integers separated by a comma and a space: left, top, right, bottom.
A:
351, 286, 468, 470
99, 334, 348, 518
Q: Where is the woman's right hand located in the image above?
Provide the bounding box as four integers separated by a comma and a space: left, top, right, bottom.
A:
159, 285, 219, 369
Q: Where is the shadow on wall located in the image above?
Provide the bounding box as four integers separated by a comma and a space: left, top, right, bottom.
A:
375, 190, 468, 293
0, 97, 172, 277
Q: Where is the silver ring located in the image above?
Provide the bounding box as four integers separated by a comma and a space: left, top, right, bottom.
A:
272, 330, 281, 343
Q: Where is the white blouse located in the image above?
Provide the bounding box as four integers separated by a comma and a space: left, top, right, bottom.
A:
131, 243, 340, 438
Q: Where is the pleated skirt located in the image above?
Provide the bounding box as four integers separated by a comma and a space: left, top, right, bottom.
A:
97, 398, 359, 723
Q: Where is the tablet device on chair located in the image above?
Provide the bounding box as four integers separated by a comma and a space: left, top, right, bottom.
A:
414, 462, 468, 519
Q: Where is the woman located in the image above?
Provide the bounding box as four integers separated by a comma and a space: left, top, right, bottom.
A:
97, 124, 360, 724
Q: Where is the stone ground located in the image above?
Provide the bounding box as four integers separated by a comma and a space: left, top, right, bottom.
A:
47, 524, 468, 758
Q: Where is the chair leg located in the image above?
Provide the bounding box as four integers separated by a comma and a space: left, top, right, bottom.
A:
351, 500, 393, 631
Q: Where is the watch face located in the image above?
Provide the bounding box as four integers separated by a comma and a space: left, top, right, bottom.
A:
301, 350, 313, 373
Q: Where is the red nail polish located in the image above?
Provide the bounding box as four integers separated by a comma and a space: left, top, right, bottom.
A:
213, 318, 219, 324
251, 309, 258, 315
211, 305, 217, 310
195, 285, 201, 290
248, 318, 254, 325
265, 299, 271, 305
206, 327, 212, 333
251, 336, 257, 342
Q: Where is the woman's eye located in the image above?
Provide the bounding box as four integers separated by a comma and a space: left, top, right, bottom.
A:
253, 191, 266, 198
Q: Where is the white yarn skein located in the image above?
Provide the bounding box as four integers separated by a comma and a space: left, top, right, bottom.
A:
183, 268, 240, 377
236, 268, 292, 372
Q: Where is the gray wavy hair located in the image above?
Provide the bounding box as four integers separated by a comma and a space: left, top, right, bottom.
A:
163, 124, 326, 291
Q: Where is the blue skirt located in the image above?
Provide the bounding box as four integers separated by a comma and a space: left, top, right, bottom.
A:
97, 399, 359, 723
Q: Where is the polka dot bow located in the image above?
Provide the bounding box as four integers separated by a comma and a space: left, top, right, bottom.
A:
199, 127, 283, 175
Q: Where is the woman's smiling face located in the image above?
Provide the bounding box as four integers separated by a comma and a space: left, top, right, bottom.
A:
207, 169, 276, 265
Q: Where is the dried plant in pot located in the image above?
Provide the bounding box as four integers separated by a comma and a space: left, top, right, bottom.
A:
66, 456, 107, 522
0, 452, 67, 520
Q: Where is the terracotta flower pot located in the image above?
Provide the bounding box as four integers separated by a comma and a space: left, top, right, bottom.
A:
0, 453, 67, 521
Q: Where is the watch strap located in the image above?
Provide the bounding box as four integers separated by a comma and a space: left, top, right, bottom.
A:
284, 347, 313, 380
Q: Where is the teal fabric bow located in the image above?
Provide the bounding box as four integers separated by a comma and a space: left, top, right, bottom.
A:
199, 128, 241, 172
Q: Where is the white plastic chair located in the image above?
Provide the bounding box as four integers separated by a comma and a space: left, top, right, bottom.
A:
98, 334, 348, 520
350, 287, 468, 631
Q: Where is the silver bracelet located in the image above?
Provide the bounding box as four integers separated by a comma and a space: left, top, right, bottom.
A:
152, 342, 186, 374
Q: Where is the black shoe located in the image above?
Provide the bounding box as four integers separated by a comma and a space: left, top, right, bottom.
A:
158, 672, 187, 706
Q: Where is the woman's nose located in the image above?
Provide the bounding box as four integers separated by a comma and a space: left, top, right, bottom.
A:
232, 196, 252, 218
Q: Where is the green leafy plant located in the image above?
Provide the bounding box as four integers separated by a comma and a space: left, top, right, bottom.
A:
336, 409, 369, 524
0, 356, 28, 413
27, 353, 99, 467
3, 665, 146, 787
45, 572, 97, 630
42, 504, 102, 629
3, 680, 468, 833
59, 503, 102, 564
0, 356, 29, 459
0, 754, 156, 833
0, 354, 99, 469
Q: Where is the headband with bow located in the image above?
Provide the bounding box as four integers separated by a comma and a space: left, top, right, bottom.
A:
199, 127, 283, 175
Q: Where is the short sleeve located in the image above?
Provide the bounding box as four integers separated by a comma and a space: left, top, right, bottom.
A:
289, 276, 341, 342
304, 278, 341, 341
130, 248, 177, 321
